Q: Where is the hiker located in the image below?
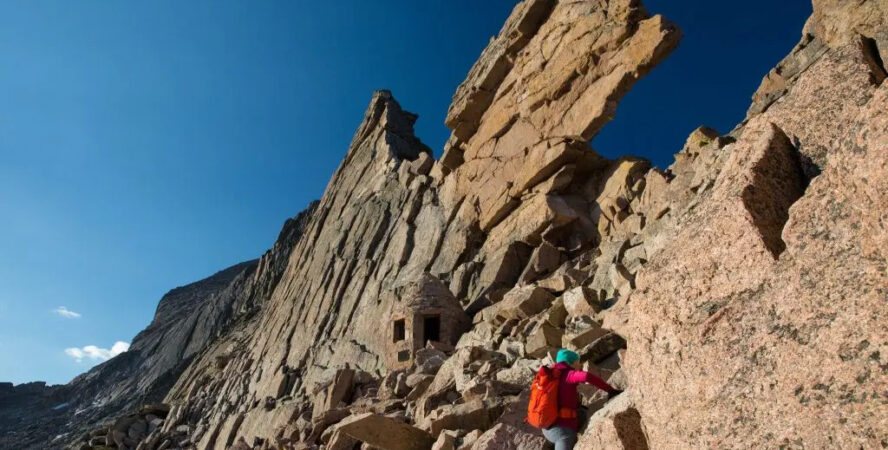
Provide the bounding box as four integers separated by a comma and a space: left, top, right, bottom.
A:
527, 349, 623, 450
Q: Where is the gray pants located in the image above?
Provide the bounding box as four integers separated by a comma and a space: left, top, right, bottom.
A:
542, 426, 578, 450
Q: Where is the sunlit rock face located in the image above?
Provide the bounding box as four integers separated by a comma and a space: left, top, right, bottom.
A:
4, 0, 886, 449
614, 3, 888, 446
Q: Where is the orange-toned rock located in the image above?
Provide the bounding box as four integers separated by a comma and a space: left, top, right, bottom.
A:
31, 1, 888, 450
621, 36, 888, 449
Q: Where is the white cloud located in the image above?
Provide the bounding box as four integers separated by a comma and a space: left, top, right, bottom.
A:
64, 341, 130, 363
52, 306, 81, 319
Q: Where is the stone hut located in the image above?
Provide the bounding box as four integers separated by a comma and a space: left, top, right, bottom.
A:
385, 274, 468, 370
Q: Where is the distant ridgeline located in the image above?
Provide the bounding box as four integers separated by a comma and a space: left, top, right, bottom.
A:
2, 0, 886, 449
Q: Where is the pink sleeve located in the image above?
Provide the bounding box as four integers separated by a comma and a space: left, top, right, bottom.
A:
565, 369, 615, 392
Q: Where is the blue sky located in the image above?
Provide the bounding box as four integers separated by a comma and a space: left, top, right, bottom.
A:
0, 1, 811, 385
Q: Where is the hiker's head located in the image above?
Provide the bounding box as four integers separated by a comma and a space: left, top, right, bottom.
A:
556, 349, 581, 369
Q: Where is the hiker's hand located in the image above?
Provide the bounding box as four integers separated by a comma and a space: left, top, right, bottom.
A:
607, 389, 623, 400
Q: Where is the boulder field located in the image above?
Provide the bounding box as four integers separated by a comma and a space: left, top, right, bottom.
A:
2, 0, 885, 449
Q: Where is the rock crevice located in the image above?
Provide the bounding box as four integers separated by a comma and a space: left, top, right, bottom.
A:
3, 1, 886, 449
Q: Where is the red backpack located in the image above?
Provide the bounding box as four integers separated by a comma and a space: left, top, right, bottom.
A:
526, 365, 575, 428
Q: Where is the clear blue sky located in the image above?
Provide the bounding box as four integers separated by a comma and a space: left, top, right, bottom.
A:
0, 1, 811, 385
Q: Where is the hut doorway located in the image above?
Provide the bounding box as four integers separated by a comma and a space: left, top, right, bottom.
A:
422, 315, 441, 344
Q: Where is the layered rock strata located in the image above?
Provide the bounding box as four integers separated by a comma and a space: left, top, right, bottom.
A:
3, 0, 886, 449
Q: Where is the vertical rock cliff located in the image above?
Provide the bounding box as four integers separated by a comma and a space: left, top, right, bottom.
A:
612, 1, 888, 447
3, 0, 885, 449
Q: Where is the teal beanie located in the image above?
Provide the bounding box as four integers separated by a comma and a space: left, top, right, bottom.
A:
556, 349, 580, 365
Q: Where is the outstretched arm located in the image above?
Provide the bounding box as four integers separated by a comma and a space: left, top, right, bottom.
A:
565, 369, 616, 393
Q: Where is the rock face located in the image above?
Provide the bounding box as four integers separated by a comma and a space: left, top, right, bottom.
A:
4, 0, 887, 449
0, 204, 316, 449
616, 3, 888, 445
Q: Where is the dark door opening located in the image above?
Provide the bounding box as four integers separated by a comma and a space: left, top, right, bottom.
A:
393, 319, 405, 342
423, 315, 441, 344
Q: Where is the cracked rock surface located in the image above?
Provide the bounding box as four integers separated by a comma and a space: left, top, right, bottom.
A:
1, 0, 886, 449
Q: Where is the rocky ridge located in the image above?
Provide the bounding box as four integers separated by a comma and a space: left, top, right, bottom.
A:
2, 0, 886, 449
0, 204, 317, 449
